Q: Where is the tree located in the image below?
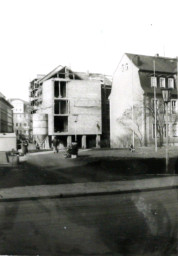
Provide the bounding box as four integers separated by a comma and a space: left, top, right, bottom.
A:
117, 104, 144, 146
117, 97, 178, 148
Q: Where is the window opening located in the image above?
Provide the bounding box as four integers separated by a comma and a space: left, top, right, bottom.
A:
151, 77, 157, 88
160, 77, 165, 88
54, 81, 59, 97
54, 116, 68, 132
54, 100, 68, 114
152, 124, 159, 138
60, 81, 66, 97
168, 78, 174, 89
173, 123, 178, 137
171, 100, 177, 114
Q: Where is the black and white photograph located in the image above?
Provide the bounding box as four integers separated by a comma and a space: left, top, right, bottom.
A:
0, 0, 178, 255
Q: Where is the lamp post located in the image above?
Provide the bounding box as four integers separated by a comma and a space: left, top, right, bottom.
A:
161, 81, 173, 173
131, 55, 139, 148
73, 114, 78, 142
151, 61, 157, 152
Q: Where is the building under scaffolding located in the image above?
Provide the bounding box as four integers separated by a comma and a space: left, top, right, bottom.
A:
29, 66, 111, 149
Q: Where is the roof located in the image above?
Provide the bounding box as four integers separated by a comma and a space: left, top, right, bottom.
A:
37, 65, 83, 83
139, 71, 177, 96
75, 72, 112, 86
37, 65, 63, 83
0, 97, 13, 108
8, 98, 30, 105
126, 53, 177, 73
33, 65, 112, 86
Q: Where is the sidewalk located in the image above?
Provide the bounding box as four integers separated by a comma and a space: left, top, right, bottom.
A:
0, 147, 178, 202
0, 176, 177, 202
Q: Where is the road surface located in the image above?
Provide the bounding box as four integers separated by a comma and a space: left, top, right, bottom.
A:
0, 188, 178, 255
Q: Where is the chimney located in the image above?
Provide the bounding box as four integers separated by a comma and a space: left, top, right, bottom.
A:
134, 55, 141, 66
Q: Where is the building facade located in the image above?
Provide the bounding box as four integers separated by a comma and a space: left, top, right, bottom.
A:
29, 66, 111, 148
0, 93, 16, 151
9, 98, 32, 140
0, 93, 13, 133
110, 53, 178, 148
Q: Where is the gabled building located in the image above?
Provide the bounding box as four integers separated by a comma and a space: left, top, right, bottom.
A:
8, 98, 32, 140
29, 66, 111, 148
110, 53, 178, 148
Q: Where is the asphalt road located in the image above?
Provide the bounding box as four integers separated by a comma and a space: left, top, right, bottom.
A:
0, 188, 178, 255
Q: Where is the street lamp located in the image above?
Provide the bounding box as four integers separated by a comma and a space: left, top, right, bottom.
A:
151, 60, 157, 152
131, 55, 137, 148
73, 114, 78, 142
160, 78, 174, 173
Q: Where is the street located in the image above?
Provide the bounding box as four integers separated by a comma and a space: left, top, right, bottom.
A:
0, 188, 178, 255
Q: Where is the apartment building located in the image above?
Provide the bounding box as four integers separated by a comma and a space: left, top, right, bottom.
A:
0, 92, 16, 151
29, 66, 111, 148
110, 53, 178, 148
8, 98, 32, 140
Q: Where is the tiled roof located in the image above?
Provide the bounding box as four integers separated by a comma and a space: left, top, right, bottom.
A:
126, 53, 177, 73
139, 71, 177, 96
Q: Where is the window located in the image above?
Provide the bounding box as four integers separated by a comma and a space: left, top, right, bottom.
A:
164, 124, 169, 137
121, 64, 124, 72
151, 98, 159, 109
125, 63, 128, 70
151, 77, 157, 88
54, 81, 59, 97
54, 81, 67, 98
16, 123, 18, 127
159, 77, 166, 88
60, 81, 66, 97
168, 78, 174, 89
54, 100, 68, 114
54, 116, 68, 132
152, 124, 159, 138
171, 100, 177, 114
173, 123, 178, 137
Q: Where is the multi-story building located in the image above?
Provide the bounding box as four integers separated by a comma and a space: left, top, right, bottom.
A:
29, 66, 111, 148
9, 98, 32, 140
0, 92, 16, 151
110, 53, 178, 148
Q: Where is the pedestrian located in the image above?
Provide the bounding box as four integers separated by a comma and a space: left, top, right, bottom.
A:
52, 136, 59, 153
21, 140, 28, 155
23, 140, 28, 154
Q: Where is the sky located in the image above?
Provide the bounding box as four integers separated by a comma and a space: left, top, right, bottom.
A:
0, 0, 178, 100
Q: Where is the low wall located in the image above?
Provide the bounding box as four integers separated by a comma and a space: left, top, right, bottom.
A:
0, 133, 17, 151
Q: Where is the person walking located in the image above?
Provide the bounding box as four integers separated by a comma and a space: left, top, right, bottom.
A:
21, 140, 28, 155
52, 136, 59, 153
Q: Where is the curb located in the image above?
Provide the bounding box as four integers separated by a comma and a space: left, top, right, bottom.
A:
0, 176, 177, 202
1, 185, 178, 202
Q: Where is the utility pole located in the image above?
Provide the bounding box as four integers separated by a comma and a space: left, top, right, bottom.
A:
153, 59, 157, 152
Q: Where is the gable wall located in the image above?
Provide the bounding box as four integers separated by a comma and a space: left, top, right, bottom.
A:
110, 54, 144, 147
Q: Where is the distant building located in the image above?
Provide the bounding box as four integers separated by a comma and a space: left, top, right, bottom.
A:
110, 53, 178, 148
9, 98, 32, 140
29, 66, 111, 148
0, 92, 16, 151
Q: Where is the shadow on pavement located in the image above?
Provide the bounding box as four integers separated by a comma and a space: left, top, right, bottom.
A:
0, 156, 177, 188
